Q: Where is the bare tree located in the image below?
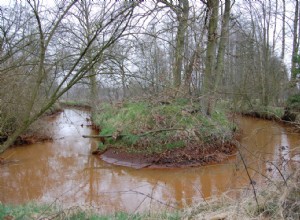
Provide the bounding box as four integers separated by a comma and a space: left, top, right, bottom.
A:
158, 0, 190, 90
0, 0, 138, 153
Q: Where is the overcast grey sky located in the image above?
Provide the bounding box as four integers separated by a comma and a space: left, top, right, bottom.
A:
0, 0, 296, 72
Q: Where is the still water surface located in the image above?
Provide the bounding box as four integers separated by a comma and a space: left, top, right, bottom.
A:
0, 109, 299, 213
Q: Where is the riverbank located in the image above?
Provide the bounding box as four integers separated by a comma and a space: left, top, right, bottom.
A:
0, 203, 180, 219
59, 100, 91, 110
1, 168, 298, 219
233, 103, 300, 131
90, 98, 237, 168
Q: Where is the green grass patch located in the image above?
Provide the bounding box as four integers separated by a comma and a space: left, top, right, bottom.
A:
93, 98, 234, 154
0, 203, 181, 220
0, 203, 57, 219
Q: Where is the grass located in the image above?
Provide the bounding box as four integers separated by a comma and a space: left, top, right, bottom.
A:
233, 101, 285, 120
93, 98, 235, 154
0, 204, 181, 220
0, 203, 57, 219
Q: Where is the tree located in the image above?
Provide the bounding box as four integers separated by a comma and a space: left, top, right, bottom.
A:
0, 0, 138, 153
203, 0, 219, 115
77, 0, 99, 112
214, 0, 231, 90
158, 0, 190, 90
202, 0, 232, 114
281, 0, 286, 60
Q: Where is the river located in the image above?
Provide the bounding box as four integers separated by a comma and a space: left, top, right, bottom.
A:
0, 109, 299, 214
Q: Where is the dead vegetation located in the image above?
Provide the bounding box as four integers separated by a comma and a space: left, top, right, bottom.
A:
183, 168, 300, 220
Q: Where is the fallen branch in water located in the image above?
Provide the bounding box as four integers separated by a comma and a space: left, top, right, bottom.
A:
82, 128, 185, 139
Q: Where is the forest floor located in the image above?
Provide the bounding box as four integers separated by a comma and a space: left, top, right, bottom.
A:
91, 97, 237, 168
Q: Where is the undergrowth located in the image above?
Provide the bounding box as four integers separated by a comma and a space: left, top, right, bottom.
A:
287, 93, 300, 111
232, 101, 285, 120
183, 168, 300, 219
93, 98, 235, 154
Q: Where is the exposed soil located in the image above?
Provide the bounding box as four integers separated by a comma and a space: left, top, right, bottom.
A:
59, 102, 92, 110
43, 107, 64, 117
240, 111, 279, 120
0, 157, 4, 165
0, 134, 53, 146
12, 134, 53, 146
239, 111, 300, 133
96, 141, 237, 169
0, 110, 61, 147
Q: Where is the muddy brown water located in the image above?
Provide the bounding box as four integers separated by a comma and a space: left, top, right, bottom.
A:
0, 109, 299, 214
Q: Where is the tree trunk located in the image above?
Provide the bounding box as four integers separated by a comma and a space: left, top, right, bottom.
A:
204, 0, 219, 115
81, 0, 99, 112
281, 0, 286, 60
291, 0, 299, 87
272, 0, 278, 54
173, 0, 189, 89
214, 0, 231, 90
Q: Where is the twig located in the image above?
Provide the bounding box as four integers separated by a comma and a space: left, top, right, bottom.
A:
267, 161, 288, 186
129, 189, 178, 210
234, 141, 260, 211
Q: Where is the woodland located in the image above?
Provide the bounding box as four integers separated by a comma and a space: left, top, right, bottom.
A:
0, 0, 299, 155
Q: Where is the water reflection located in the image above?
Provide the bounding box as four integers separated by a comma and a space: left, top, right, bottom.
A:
236, 116, 299, 183
0, 110, 299, 213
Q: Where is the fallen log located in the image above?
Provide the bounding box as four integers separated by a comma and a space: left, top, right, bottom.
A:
82, 128, 185, 139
